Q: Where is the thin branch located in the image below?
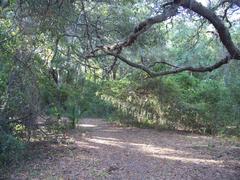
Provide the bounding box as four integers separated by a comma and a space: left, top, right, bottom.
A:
107, 57, 118, 74
148, 61, 180, 69
150, 55, 232, 76
104, 49, 232, 77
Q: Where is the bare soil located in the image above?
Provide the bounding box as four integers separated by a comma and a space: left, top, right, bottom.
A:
3, 118, 240, 180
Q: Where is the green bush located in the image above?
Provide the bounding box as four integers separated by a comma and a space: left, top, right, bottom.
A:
97, 73, 240, 136
0, 131, 25, 167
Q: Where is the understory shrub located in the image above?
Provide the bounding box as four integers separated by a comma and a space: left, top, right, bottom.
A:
97, 73, 240, 135
0, 130, 25, 167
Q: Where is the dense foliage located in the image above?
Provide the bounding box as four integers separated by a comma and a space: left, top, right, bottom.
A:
99, 71, 240, 135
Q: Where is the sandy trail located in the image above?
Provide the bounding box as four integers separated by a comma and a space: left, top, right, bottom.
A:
5, 118, 240, 179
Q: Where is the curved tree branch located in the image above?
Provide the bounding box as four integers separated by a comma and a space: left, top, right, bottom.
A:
87, 0, 240, 77
87, 5, 178, 56
105, 51, 232, 77
180, 0, 240, 59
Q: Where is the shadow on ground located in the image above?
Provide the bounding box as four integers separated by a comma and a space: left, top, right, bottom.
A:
3, 118, 240, 180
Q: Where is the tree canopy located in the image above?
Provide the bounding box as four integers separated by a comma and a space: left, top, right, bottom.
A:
1, 0, 240, 76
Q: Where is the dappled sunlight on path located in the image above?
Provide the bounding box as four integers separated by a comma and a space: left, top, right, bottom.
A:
7, 118, 240, 179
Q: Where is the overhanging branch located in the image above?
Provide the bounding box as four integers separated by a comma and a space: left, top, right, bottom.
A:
180, 0, 240, 59
85, 0, 240, 77
86, 5, 178, 57
105, 50, 232, 77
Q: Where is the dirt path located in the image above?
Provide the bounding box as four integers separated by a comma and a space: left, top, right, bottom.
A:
6, 118, 240, 179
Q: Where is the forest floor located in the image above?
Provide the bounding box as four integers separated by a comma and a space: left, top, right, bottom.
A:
3, 118, 240, 180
